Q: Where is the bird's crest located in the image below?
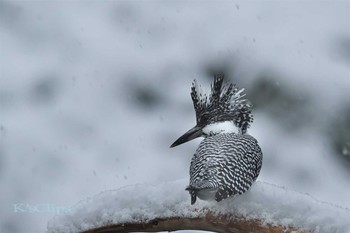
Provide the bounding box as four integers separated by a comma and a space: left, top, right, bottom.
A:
190, 74, 253, 134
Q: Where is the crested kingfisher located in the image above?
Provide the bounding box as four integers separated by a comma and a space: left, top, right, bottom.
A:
170, 74, 263, 205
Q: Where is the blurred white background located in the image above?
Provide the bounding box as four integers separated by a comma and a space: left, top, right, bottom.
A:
0, 1, 349, 233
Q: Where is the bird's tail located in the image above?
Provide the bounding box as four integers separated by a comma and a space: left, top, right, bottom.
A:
185, 185, 198, 205
186, 181, 217, 205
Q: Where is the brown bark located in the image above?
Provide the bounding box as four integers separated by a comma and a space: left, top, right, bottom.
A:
81, 210, 309, 233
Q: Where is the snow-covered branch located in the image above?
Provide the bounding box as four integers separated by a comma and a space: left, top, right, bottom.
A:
78, 211, 307, 233
47, 180, 350, 233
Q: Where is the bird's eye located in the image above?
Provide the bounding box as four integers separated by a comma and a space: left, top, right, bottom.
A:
200, 113, 210, 123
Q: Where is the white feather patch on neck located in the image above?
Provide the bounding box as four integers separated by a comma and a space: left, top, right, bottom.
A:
202, 121, 239, 135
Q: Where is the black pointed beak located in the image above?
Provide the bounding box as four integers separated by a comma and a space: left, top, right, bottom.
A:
170, 126, 202, 148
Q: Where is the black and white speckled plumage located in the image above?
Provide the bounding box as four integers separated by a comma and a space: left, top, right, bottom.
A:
186, 133, 263, 204
171, 74, 263, 205
191, 73, 253, 134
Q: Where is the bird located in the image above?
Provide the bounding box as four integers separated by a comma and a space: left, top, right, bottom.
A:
170, 74, 263, 205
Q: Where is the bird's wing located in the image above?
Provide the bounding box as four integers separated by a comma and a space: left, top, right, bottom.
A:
215, 143, 262, 202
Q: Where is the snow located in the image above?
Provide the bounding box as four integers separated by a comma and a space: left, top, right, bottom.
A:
47, 179, 350, 233
0, 1, 349, 233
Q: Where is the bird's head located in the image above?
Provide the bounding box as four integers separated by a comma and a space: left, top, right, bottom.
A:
170, 74, 253, 148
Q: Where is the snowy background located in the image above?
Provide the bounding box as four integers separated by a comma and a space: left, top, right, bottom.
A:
0, 1, 349, 233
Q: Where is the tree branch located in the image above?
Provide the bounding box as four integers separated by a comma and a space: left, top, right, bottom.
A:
81, 210, 308, 233
47, 180, 350, 233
